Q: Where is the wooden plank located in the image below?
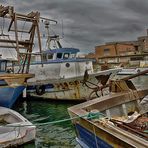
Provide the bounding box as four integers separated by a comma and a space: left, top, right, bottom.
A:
13, 13, 20, 62
8, 17, 14, 31
0, 39, 32, 45
0, 45, 25, 49
9, 29, 29, 33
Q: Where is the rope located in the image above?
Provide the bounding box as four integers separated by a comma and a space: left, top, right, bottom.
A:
20, 20, 26, 39
0, 17, 5, 35
93, 125, 99, 148
4, 111, 106, 128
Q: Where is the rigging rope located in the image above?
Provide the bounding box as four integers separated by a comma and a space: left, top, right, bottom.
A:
0, 17, 5, 35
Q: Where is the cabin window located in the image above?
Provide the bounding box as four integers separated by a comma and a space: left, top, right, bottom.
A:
0, 61, 6, 72
71, 54, 76, 58
42, 54, 47, 61
47, 54, 53, 60
130, 56, 144, 61
104, 48, 110, 56
57, 53, 63, 59
63, 53, 70, 59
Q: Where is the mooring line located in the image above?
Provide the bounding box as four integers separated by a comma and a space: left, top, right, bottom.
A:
4, 112, 106, 127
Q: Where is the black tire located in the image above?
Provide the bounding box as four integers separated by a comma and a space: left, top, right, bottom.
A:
36, 85, 45, 95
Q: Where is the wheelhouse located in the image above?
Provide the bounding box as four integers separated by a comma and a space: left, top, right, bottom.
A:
33, 48, 80, 62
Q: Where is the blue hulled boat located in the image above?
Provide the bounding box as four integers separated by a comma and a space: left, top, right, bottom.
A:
0, 59, 34, 108
0, 85, 25, 108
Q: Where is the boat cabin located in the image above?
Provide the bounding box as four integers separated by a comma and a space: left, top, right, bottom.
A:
33, 48, 79, 62
27, 47, 95, 80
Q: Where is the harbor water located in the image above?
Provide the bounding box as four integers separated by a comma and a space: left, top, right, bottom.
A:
13, 75, 148, 148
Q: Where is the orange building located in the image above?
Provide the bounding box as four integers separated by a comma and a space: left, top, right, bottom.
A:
95, 43, 135, 58
95, 43, 136, 64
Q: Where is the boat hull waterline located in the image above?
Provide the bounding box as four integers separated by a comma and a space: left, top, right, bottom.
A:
27, 69, 121, 100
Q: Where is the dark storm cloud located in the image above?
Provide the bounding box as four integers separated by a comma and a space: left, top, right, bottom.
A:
122, 0, 148, 16
1, 0, 148, 53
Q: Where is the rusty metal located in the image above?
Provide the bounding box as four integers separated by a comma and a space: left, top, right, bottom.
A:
110, 115, 148, 141
82, 69, 111, 99
126, 115, 148, 132
83, 69, 148, 98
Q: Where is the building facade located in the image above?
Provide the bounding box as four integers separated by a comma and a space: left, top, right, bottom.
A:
87, 30, 148, 67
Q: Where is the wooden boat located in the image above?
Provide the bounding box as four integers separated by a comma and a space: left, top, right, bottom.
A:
0, 106, 36, 147
68, 70, 148, 147
0, 59, 34, 108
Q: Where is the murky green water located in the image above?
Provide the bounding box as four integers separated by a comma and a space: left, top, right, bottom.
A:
14, 101, 78, 148
13, 75, 148, 148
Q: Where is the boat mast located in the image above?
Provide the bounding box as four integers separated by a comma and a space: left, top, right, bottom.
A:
43, 19, 62, 49
0, 5, 41, 73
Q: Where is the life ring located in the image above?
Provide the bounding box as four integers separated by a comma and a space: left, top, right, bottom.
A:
36, 85, 45, 95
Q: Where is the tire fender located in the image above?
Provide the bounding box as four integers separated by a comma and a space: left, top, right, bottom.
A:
36, 85, 45, 95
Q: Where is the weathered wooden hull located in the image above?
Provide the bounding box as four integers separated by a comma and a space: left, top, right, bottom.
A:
68, 88, 148, 147
27, 69, 120, 100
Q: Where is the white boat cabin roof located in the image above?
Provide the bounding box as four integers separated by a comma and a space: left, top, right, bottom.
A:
32, 48, 93, 63
41, 48, 80, 54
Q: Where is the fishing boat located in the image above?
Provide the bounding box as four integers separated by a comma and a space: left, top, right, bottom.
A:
68, 70, 148, 147
22, 21, 121, 100
0, 58, 34, 108
0, 106, 36, 147
26, 47, 121, 100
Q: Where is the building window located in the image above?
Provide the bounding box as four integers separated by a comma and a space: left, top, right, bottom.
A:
130, 56, 144, 61
71, 53, 76, 58
47, 54, 53, 60
42, 54, 47, 61
104, 48, 110, 56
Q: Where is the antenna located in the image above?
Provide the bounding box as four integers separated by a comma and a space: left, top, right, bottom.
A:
62, 19, 64, 38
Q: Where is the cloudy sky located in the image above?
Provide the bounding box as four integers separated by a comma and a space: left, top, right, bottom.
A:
1, 0, 148, 54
